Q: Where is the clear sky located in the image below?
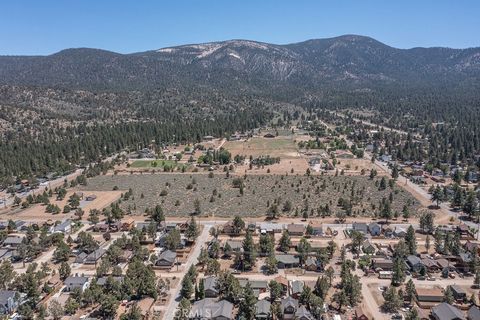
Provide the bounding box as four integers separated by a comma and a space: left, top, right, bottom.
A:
1, 0, 479, 55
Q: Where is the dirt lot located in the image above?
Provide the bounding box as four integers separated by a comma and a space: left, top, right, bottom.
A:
235, 158, 310, 175
224, 136, 299, 159
0, 190, 122, 221
80, 174, 419, 217
335, 158, 377, 174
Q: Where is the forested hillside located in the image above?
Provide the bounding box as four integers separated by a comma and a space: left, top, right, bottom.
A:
1, 35, 480, 184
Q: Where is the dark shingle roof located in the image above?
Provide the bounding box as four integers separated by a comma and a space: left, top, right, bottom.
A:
431, 302, 465, 320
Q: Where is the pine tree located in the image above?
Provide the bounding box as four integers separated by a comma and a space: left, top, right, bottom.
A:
405, 225, 417, 255
238, 283, 256, 319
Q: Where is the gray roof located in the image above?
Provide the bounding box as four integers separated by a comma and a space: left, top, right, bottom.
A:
295, 305, 314, 319
96, 276, 123, 286
190, 298, 233, 319
406, 255, 422, 266
85, 248, 106, 262
0, 290, 17, 305
281, 296, 298, 310
291, 280, 304, 294
459, 252, 472, 263
53, 219, 72, 232
256, 300, 271, 316
449, 285, 465, 295
204, 276, 218, 293
276, 254, 299, 265
158, 250, 176, 263
225, 240, 243, 250
431, 303, 465, 320
369, 223, 381, 230
305, 256, 317, 267
64, 276, 89, 286
238, 279, 268, 290
352, 223, 368, 233
468, 306, 480, 320
3, 236, 24, 245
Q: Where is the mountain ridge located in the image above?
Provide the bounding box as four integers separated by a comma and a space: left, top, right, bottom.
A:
0, 35, 479, 92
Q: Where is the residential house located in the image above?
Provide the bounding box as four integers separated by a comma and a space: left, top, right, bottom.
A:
259, 222, 283, 234
352, 223, 368, 235
2, 236, 24, 248
83, 248, 106, 265
468, 305, 480, 320
355, 306, 369, 320
383, 227, 393, 238
372, 257, 394, 271
295, 305, 314, 320
464, 242, 480, 255
238, 279, 268, 297
449, 285, 466, 301
204, 276, 219, 298
0, 290, 20, 315
416, 287, 444, 303
221, 221, 241, 235
274, 276, 289, 293
255, 300, 271, 319
407, 255, 425, 273
64, 276, 90, 292
368, 223, 382, 236
74, 252, 88, 264
309, 223, 323, 236
190, 298, 233, 320
431, 302, 465, 320
276, 254, 300, 269
457, 253, 473, 272
305, 257, 320, 272
155, 250, 176, 269
458, 225, 473, 239
362, 240, 376, 254
287, 224, 305, 236
421, 258, 440, 272
96, 276, 124, 287
290, 280, 304, 299
0, 249, 13, 261
394, 227, 407, 238
436, 258, 456, 273
281, 296, 298, 319
50, 219, 72, 234
224, 240, 243, 252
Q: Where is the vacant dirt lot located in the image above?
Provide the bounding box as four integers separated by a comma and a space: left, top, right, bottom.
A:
80, 174, 419, 217
225, 136, 299, 159
0, 190, 122, 221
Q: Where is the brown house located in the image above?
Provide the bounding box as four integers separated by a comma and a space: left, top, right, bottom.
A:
355, 306, 369, 320
287, 224, 305, 236
416, 287, 444, 303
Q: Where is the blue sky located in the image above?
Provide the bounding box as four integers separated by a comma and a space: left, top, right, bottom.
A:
1, 0, 479, 55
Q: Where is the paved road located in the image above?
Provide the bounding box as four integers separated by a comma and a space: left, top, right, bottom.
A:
163, 223, 213, 319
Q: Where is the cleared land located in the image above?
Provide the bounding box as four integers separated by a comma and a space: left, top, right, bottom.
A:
80, 174, 419, 217
0, 190, 122, 221
130, 159, 190, 170
225, 136, 299, 158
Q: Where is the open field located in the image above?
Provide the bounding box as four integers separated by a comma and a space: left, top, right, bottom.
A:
224, 136, 299, 159
130, 159, 190, 170
0, 190, 122, 221
80, 174, 420, 217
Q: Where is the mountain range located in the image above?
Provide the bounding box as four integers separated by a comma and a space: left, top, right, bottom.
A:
0, 35, 479, 92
